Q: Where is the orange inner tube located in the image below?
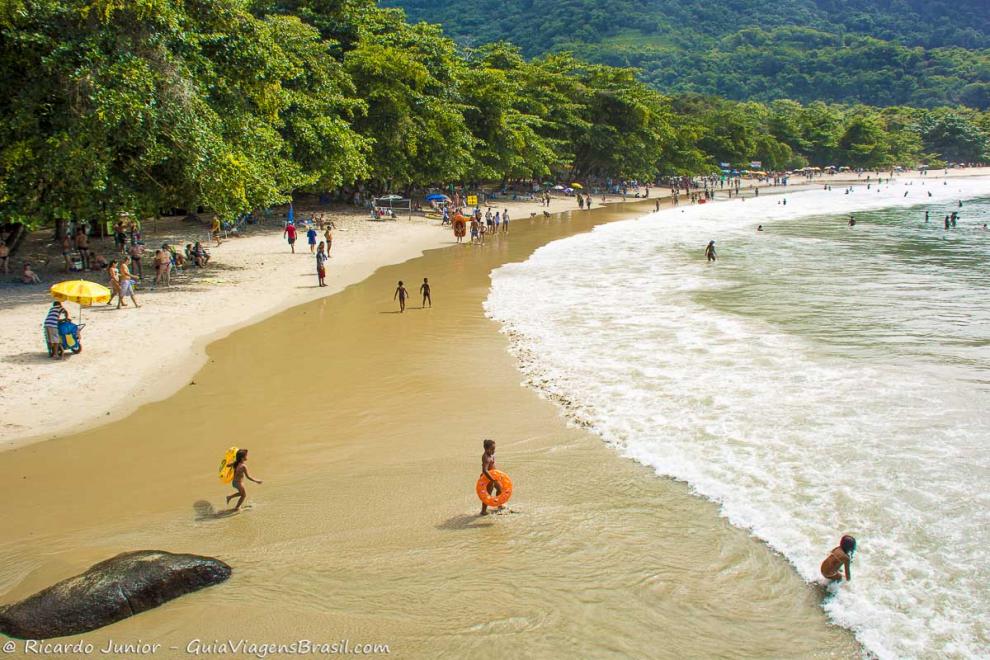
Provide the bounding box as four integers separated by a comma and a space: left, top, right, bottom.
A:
476, 470, 513, 507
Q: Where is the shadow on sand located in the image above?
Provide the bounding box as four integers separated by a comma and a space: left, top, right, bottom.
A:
193, 499, 239, 521
435, 513, 495, 531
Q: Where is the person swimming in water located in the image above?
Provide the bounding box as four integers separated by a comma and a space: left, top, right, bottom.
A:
848, 215, 856, 227
821, 535, 856, 582
480, 439, 502, 516
226, 449, 262, 511
704, 240, 717, 262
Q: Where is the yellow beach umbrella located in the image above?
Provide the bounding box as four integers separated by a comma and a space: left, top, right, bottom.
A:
51, 280, 111, 321
571, 182, 584, 189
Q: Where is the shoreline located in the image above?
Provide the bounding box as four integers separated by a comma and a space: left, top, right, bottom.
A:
3, 168, 986, 452
0, 192, 860, 657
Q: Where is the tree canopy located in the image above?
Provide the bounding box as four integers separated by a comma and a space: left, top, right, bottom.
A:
1, 0, 988, 229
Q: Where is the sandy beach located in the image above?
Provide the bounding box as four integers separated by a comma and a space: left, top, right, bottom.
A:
0, 188, 866, 658
0, 197, 558, 448
2, 169, 986, 657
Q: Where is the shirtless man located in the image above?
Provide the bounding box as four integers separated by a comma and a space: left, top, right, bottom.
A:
118, 256, 140, 308
820, 535, 856, 582
480, 439, 502, 516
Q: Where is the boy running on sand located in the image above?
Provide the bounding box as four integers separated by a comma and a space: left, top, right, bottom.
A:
394, 280, 409, 312
420, 277, 431, 307
225, 449, 262, 511
480, 439, 504, 515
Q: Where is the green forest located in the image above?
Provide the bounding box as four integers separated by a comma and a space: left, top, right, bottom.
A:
1, 0, 989, 230
388, 0, 990, 109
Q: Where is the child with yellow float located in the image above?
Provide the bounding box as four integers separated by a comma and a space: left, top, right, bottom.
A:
216, 441, 508, 515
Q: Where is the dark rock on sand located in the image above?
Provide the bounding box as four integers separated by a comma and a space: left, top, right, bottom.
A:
0, 550, 231, 639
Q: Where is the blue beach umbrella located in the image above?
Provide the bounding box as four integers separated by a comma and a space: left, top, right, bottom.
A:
425, 193, 449, 202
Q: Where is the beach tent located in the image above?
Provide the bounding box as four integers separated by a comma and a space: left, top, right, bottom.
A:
373, 195, 411, 220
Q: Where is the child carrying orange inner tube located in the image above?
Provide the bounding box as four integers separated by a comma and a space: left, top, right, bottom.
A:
476, 470, 512, 508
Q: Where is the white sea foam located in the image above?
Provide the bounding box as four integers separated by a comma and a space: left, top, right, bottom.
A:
485, 177, 990, 658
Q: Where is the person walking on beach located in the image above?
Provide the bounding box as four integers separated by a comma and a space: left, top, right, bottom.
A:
502, 209, 510, 234
480, 439, 502, 516
284, 222, 297, 253
106, 259, 121, 306
420, 277, 431, 308
821, 535, 856, 582
225, 449, 262, 512
394, 280, 409, 313
211, 215, 222, 247
316, 241, 328, 287
704, 240, 717, 262
118, 256, 140, 308
306, 226, 318, 253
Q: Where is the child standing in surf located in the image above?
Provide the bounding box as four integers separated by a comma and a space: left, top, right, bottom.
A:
226, 449, 263, 511
480, 439, 502, 516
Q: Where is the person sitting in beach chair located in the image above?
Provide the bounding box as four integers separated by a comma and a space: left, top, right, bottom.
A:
194, 242, 211, 265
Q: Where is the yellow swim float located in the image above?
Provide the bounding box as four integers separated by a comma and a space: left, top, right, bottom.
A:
476, 470, 513, 507
218, 446, 238, 483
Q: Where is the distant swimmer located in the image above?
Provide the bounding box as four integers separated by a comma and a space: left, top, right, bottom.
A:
945, 216, 951, 230
420, 277, 431, 308
925, 210, 929, 223
982, 224, 988, 230
757, 225, 764, 232
848, 215, 856, 227
226, 449, 262, 512
821, 535, 856, 582
904, 191, 909, 197
704, 240, 717, 262
394, 280, 409, 313
480, 439, 502, 516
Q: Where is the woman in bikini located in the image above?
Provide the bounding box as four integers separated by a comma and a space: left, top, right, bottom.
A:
226, 449, 262, 511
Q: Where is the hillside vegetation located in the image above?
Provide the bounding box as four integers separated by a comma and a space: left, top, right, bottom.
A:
386, 0, 990, 109
1, 0, 988, 231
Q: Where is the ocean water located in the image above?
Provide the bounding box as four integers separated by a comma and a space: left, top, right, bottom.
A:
484, 177, 990, 659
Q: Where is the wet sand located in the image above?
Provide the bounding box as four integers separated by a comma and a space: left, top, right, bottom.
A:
0, 200, 858, 657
